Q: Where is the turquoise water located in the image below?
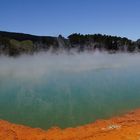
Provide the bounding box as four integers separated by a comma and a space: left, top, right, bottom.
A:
0, 53, 140, 129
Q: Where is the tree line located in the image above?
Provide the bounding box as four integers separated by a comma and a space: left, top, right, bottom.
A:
0, 31, 140, 56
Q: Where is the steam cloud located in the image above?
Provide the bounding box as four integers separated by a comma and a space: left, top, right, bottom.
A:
0, 51, 139, 80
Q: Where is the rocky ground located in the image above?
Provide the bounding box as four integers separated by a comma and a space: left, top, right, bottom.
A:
1, 109, 140, 140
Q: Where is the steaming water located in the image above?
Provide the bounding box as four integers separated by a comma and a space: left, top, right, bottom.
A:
0, 52, 140, 129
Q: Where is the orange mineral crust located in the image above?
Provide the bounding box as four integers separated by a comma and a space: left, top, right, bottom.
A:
1, 109, 140, 140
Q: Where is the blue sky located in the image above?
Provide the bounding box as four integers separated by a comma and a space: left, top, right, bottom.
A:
0, 0, 139, 40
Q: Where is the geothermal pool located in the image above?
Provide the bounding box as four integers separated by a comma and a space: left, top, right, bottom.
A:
0, 52, 140, 129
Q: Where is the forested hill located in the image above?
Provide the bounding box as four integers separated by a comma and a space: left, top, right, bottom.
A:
0, 31, 140, 56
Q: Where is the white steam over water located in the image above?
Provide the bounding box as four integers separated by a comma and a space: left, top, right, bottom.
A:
0, 52, 139, 79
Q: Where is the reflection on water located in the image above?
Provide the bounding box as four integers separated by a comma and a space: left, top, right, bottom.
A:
0, 52, 140, 129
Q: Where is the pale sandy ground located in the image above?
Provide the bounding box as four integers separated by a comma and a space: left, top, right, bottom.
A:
1, 109, 140, 140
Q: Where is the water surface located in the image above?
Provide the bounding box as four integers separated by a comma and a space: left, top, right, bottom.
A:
0, 52, 140, 129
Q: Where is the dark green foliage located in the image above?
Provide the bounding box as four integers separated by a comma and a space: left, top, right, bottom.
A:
136, 39, 140, 50
68, 33, 134, 51
9, 39, 34, 56
0, 31, 60, 56
68, 33, 87, 44
0, 31, 138, 56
